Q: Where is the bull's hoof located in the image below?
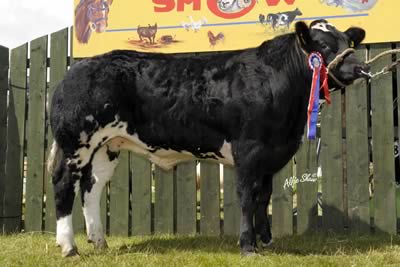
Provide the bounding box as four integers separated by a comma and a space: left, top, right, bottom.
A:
260, 239, 273, 249
62, 246, 79, 257
240, 245, 258, 257
88, 236, 108, 250
241, 250, 260, 257
96, 239, 108, 250
90, 239, 108, 250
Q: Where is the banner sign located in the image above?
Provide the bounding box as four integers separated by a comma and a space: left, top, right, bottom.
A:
73, 0, 398, 57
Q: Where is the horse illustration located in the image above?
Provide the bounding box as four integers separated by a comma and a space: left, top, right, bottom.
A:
319, 0, 377, 12
75, 0, 113, 44
137, 24, 158, 44
217, 0, 254, 13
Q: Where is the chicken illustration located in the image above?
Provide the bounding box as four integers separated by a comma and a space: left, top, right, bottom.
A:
208, 31, 225, 46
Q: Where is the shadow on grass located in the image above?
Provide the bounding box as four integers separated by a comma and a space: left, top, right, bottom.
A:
83, 203, 400, 257
266, 233, 400, 256
110, 233, 400, 257
114, 235, 240, 255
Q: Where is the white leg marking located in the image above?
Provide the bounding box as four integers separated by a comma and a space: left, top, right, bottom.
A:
82, 145, 118, 249
56, 215, 77, 256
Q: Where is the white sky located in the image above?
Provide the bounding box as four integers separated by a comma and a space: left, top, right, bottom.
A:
0, 0, 73, 48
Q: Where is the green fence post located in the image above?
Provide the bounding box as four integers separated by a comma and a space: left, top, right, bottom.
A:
25, 35, 48, 232
131, 154, 152, 235
320, 91, 345, 233
3, 43, 28, 233
272, 160, 294, 237
0, 45, 9, 232
345, 47, 370, 234
154, 166, 174, 234
370, 43, 396, 234
176, 161, 197, 235
223, 166, 240, 236
296, 138, 318, 234
109, 151, 130, 236
200, 162, 220, 236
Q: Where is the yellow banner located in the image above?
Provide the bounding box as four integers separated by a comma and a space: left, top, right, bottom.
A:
73, 0, 398, 57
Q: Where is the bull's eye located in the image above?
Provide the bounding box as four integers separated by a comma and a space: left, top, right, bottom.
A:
320, 43, 329, 50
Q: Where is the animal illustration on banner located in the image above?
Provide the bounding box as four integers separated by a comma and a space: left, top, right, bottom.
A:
75, 0, 113, 44
208, 31, 225, 46
259, 8, 302, 30
137, 24, 158, 44
181, 16, 208, 32
320, 0, 377, 12
73, 0, 397, 57
217, 0, 254, 13
128, 25, 180, 50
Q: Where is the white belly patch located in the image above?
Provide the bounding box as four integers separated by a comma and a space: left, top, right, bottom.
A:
75, 119, 234, 170
109, 135, 234, 170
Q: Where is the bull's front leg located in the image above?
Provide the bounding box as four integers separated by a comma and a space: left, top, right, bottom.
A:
234, 140, 268, 255
237, 180, 258, 255
255, 175, 273, 248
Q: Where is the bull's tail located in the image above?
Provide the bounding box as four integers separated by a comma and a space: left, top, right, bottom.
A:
47, 141, 63, 177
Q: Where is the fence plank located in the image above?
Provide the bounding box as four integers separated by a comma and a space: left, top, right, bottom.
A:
397, 43, 400, 231
131, 154, 152, 235
44, 28, 68, 233
223, 166, 240, 236
0, 46, 9, 231
272, 160, 293, 238
200, 162, 220, 236
345, 48, 370, 234
3, 43, 28, 233
154, 166, 174, 234
109, 151, 130, 236
320, 91, 344, 233
25, 36, 48, 232
370, 44, 396, 234
176, 161, 197, 235
296, 138, 318, 234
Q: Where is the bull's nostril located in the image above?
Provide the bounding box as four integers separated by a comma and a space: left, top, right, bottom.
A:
355, 65, 370, 75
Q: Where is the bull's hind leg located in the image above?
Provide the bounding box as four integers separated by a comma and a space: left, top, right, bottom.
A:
255, 176, 273, 248
81, 145, 119, 249
51, 148, 81, 257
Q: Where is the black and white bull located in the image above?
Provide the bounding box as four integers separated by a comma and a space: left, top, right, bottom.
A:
48, 20, 368, 256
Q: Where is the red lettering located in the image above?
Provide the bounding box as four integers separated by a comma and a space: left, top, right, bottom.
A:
153, 0, 175, 12
154, 0, 296, 17
265, 0, 295, 6
177, 0, 201, 11
207, 0, 256, 19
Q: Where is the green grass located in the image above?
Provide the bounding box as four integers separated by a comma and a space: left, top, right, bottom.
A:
1, 233, 400, 266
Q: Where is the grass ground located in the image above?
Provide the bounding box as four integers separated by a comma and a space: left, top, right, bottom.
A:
1, 234, 400, 266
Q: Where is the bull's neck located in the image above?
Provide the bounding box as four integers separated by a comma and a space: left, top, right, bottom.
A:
258, 33, 313, 93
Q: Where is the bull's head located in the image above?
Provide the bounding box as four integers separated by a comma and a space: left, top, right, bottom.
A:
295, 19, 369, 87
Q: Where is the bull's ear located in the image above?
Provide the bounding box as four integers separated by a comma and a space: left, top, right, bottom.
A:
345, 27, 365, 47
295, 21, 314, 53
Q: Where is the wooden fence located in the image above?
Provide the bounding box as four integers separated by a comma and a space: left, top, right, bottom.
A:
0, 28, 399, 238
